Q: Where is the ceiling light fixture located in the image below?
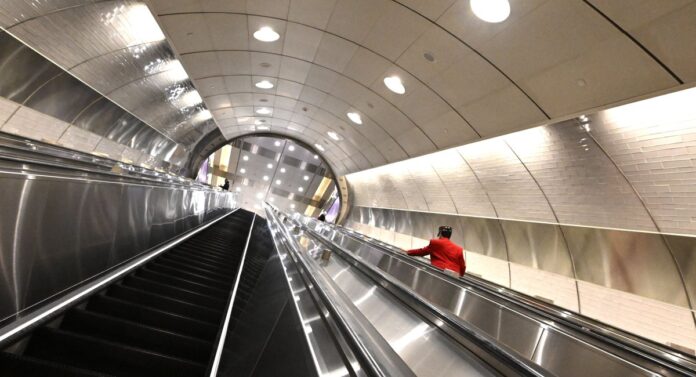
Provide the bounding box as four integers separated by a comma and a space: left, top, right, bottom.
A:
256, 193, 264, 199
347, 112, 363, 125
256, 125, 270, 131
239, 168, 246, 173
253, 26, 280, 42
314, 145, 324, 152
470, 0, 510, 23
255, 80, 274, 89
288, 145, 295, 151
384, 76, 406, 94
327, 131, 341, 141
263, 175, 269, 181
303, 175, 309, 181
242, 155, 249, 161
256, 107, 271, 115
276, 179, 282, 185
290, 204, 296, 209
235, 187, 241, 192
267, 163, 273, 169
280, 167, 286, 173
298, 187, 304, 192
274, 141, 281, 147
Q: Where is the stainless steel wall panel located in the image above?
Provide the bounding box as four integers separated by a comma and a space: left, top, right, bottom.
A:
562, 226, 689, 307
0, 163, 235, 324
455, 216, 508, 260
23, 72, 101, 123
501, 220, 574, 278
0, 32, 63, 103
663, 234, 696, 311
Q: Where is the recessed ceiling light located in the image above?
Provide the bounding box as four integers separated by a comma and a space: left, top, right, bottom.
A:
253, 26, 280, 42
383, 76, 405, 94
303, 175, 309, 181
256, 107, 271, 115
267, 163, 273, 169
470, 0, 510, 23
275, 179, 282, 185
256, 125, 270, 131
280, 167, 286, 173
235, 187, 241, 192
288, 145, 295, 151
274, 141, 281, 147
240, 168, 246, 173
256, 193, 264, 199
290, 204, 296, 209
314, 144, 324, 152
298, 187, 304, 192
347, 112, 362, 125
242, 155, 249, 161
255, 80, 274, 89
327, 131, 341, 141
263, 175, 269, 181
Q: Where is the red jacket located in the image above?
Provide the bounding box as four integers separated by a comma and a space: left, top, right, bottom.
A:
407, 238, 466, 276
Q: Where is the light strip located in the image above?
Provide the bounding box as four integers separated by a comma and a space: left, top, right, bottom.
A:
0, 209, 239, 346
208, 213, 257, 377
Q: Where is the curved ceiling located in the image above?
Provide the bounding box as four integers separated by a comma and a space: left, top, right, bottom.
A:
1, 0, 695, 176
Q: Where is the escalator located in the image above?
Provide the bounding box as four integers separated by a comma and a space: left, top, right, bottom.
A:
0, 210, 261, 377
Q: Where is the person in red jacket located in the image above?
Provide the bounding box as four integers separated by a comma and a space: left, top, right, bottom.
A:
407, 226, 466, 276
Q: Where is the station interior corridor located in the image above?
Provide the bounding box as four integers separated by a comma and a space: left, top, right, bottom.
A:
0, 1, 696, 376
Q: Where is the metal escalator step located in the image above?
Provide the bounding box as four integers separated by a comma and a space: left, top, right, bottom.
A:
146, 263, 231, 291
161, 253, 236, 273
87, 295, 218, 341
24, 327, 205, 377
153, 258, 233, 282
174, 245, 237, 261
61, 309, 213, 364
106, 284, 222, 325
123, 275, 226, 309
135, 268, 228, 299
167, 249, 237, 266
0, 351, 111, 377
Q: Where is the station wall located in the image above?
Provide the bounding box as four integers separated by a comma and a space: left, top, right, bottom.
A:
344, 86, 696, 352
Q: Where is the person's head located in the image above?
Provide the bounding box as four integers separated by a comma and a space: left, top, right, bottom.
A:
225, 179, 229, 183
437, 225, 453, 239
318, 213, 326, 221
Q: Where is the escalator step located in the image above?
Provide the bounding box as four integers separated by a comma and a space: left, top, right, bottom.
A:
106, 284, 222, 325
123, 275, 226, 309
167, 250, 236, 266
161, 253, 236, 273
0, 351, 110, 377
146, 263, 230, 291
24, 327, 205, 377
135, 268, 228, 299
61, 309, 213, 364
87, 295, 218, 341
153, 258, 233, 281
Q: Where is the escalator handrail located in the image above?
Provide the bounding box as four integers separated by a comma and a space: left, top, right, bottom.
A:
0, 208, 240, 349
208, 214, 257, 377
321, 221, 696, 374
266, 205, 416, 377
295, 218, 551, 377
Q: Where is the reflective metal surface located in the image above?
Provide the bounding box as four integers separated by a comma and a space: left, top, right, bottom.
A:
0, 148, 236, 324
305, 216, 696, 377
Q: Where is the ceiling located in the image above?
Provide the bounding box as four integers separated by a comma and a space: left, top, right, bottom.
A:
1, 0, 695, 176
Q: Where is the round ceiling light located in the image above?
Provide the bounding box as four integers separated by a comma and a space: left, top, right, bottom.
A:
327, 131, 341, 141
253, 26, 280, 42
242, 155, 249, 161
255, 80, 274, 89
314, 144, 325, 152
383, 76, 405, 94
255, 107, 271, 115
470, 0, 510, 23
288, 145, 295, 151
347, 112, 362, 125
267, 163, 273, 169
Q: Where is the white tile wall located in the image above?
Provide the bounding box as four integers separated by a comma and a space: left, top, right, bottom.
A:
2, 106, 70, 143
510, 263, 579, 311
58, 126, 102, 153
579, 281, 696, 351
465, 251, 511, 287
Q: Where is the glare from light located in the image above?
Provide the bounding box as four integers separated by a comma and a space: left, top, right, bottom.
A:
274, 141, 281, 147
470, 0, 510, 23
239, 168, 246, 173
256, 107, 272, 115
256, 193, 264, 199
303, 175, 309, 181
298, 187, 304, 192
179, 90, 203, 107
256, 125, 270, 131
235, 187, 241, 192
314, 144, 325, 152
290, 204, 296, 209
327, 131, 341, 141
347, 112, 363, 125
263, 175, 269, 181
125, 4, 165, 46
163, 60, 189, 82
383, 76, 406, 94
267, 163, 273, 169
276, 179, 282, 185
238, 117, 251, 123
253, 26, 280, 42
269, 197, 275, 202
242, 155, 249, 161
255, 80, 274, 89
193, 109, 212, 122
280, 167, 286, 173
288, 145, 295, 151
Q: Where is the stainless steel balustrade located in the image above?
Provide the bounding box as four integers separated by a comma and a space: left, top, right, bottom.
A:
298, 216, 696, 377
267, 205, 552, 377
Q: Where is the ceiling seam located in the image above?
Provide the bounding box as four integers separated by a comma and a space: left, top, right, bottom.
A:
581, 0, 684, 85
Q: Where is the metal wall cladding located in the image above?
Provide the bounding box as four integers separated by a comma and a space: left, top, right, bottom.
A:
0, 170, 235, 324
347, 206, 696, 310
23, 72, 101, 123
562, 226, 690, 307
0, 33, 63, 102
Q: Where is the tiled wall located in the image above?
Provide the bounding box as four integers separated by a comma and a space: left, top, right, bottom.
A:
343, 86, 696, 352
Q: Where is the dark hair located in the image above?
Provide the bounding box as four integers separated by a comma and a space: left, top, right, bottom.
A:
318, 214, 326, 221
438, 226, 453, 239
